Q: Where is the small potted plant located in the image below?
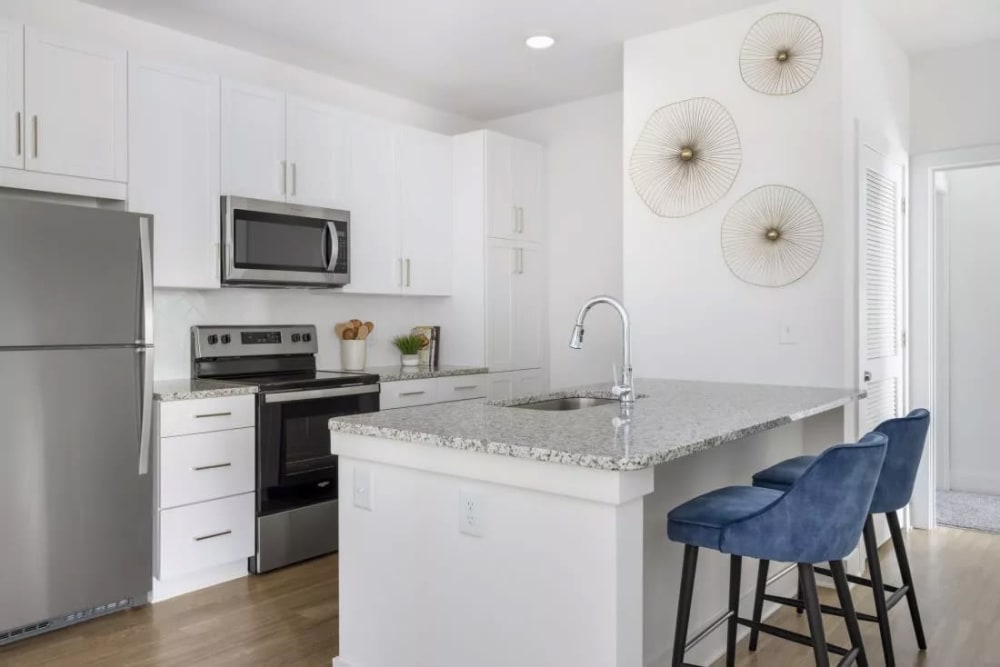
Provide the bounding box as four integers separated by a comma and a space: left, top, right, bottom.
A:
391, 334, 425, 367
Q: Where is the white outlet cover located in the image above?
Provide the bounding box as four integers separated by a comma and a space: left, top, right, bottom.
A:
354, 466, 374, 511
459, 488, 483, 537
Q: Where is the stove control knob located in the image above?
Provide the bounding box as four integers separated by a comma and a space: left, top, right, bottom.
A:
207, 334, 219, 345
291, 334, 301, 343
302, 333, 312, 342
220, 334, 231, 345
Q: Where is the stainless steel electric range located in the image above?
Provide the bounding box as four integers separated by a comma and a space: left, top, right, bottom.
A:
191, 324, 379, 573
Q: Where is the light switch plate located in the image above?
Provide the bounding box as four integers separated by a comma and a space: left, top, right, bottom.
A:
354, 466, 374, 511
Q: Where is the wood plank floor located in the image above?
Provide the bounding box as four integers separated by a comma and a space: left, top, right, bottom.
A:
0, 527, 997, 666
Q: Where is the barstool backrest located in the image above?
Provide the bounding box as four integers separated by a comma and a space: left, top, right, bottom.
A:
722, 433, 887, 563
870, 408, 931, 514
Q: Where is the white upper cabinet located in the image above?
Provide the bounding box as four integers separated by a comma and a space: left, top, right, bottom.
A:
342, 114, 400, 295
285, 96, 350, 209
23, 28, 126, 181
485, 132, 544, 243
0, 21, 23, 170
221, 79, 286, 201
129, 61, 221, 289
396, 126, 453, 296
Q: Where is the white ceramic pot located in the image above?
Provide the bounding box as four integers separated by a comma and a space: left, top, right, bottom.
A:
401, 354, 419, 367
340, 339, 367, 371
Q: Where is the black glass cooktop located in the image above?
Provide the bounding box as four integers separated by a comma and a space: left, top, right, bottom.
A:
222, 370, 379, 392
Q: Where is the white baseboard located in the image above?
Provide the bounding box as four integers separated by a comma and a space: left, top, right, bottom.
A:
151, 559, 249, 603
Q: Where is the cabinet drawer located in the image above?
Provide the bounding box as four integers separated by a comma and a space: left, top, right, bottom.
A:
159, 427, 255, 509
159, 395, 255, 437
157, 493, 254, 580
437, 374, 488, 402
380, 378, 439, 410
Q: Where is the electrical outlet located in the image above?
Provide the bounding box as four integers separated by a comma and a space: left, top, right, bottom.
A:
459, 488, 483, 537
354, 466, 373, 511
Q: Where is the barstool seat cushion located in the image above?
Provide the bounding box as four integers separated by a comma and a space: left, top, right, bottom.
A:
667, 486, 783, 552
752, 455, 816, 492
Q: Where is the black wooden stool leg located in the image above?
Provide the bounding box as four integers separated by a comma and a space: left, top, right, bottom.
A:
748, 559, 769, 651
799, 563, 830, 667
886, 511, 927, 650
672, 545, 699, 667
830, 559, 868, 667
796, 577, 805, 614
863, 516, 896, 666
727, 555, 742, 667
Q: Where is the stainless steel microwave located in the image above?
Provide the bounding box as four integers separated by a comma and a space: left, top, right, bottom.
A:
221, 196, 350, 288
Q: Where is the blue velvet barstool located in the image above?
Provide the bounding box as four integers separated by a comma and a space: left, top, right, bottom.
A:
748, 409, 931, 667
667, 433, 888, 667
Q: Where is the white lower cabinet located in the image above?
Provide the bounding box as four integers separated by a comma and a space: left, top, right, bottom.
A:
154, 394, 256, 601
380, 374, 489, 410
487, 369, 547, 401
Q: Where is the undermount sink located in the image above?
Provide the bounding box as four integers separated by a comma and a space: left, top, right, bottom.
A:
512, 396, 619, 411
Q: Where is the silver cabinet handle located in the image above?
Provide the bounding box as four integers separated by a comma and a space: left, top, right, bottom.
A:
405, 258, 411, 287
399, 390, 426, 397
32, 115, 38, 158
15, 112, 21, 156
194, 411, 232, 419
193, 462, 233, 472
453, 385, 479, 391
291, 162, 297, 196
194, 530, 232, 542
398, 258, 404, 287
281, 160, 287, 195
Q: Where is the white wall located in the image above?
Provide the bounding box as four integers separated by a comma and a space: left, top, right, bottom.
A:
624, 0, 848, 389
0, 0, 487, 380
943, 164, 1000, 494
488, 93, 625, 389
911, 40, 1000, 155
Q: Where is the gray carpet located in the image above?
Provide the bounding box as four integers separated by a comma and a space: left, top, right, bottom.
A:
937, 490, 1000, 533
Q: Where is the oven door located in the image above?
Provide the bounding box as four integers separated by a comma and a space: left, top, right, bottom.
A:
222, 196, 349, 287
257, 383, 378, 514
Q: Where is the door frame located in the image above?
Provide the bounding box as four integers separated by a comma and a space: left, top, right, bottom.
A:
910, 143, 1000, 529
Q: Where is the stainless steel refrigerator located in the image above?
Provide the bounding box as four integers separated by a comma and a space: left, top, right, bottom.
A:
0, 197, 154, 645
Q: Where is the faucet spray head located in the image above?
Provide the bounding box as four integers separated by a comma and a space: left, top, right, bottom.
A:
569, 324, 585, 349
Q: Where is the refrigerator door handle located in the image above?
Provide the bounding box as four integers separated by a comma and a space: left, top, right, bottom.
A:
138, 347, 154, 476
139, 216, 154, 344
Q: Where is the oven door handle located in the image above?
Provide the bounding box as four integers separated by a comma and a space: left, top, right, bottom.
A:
264, 384, 379, 403
323, 221, 339, 272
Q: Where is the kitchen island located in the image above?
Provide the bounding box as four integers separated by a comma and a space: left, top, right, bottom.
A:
329, 379, 862, 667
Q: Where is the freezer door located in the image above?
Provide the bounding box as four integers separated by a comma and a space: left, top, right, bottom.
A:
0, 348, 153, 632
0, 198, 153, 347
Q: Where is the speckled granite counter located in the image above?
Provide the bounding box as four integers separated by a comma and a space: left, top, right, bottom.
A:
154, 378, 258, 402
357, 365, 488, 382
329, 378, 862, 471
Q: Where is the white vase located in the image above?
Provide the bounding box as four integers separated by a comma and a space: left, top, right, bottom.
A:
340, 340, 367, 371
401, 354, 419, 367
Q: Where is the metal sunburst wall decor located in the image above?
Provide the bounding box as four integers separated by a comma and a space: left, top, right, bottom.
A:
721, 185, 823, 287
629, 97, 742, 218
740, 13, 824, 96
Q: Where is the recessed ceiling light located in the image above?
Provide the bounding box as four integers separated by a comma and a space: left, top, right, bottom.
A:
525, 35, 555, 50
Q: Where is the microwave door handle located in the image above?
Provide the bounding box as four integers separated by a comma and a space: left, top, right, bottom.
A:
326, 221, 339, 272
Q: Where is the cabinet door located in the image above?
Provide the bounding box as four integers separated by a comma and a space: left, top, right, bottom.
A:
486, 239, 515, 371
512, 244, 545, 370
342, 115, 401, 295
487, 374, 514, 402
23, 28, 126, 181
397, 126, 453, 296
514, 139, 545, 244
515, 369, 546, 398
221, 79, 286, 201
0, 21, 23, 170
286, 96, 350, 209
129, 61, 221, 289
485, 131, 517, 240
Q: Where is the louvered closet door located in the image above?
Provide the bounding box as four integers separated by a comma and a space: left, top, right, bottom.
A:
858, 145, 907, 434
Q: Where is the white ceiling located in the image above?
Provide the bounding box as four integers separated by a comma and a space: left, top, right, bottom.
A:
80, 0, 1000, 120
79, 0, 767, 120
869, 0, 1000, 55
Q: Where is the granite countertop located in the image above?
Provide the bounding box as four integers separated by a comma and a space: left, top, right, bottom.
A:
154, 378, 258, 402
329, 379, 864, 471
360, 365, 489, 382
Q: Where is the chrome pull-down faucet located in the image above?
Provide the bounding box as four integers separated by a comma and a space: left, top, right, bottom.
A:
569, 296, 634, 406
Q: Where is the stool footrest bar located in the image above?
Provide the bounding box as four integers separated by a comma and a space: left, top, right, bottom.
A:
684, 610, 732, 652
735, 618, 851, 656
884, 584, 910, 610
